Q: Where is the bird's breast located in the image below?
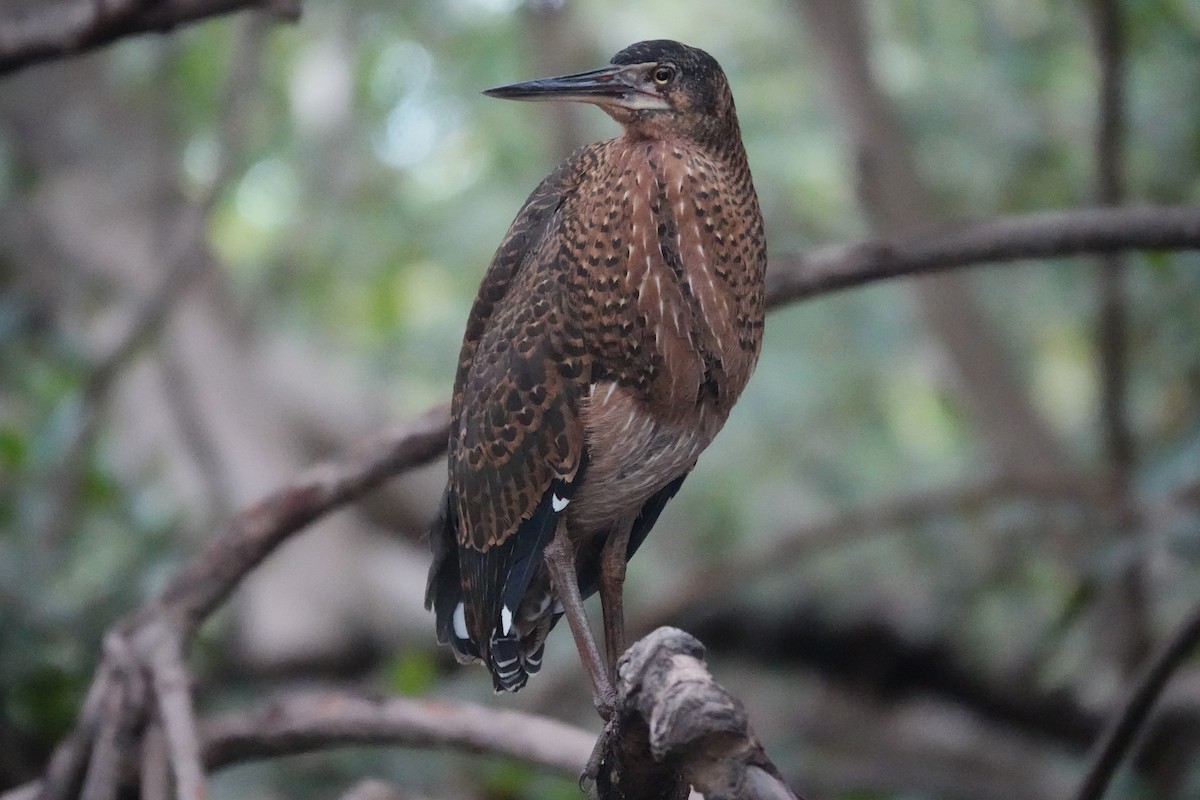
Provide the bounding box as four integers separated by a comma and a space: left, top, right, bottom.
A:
567, 138, 763, 417
571, 380, 718, 532
562, 136, 766, 531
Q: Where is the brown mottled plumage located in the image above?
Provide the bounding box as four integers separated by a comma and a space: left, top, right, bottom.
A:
426, 40, 766, 702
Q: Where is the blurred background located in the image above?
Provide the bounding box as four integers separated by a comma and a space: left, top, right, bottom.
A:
2, 0, 1199, 798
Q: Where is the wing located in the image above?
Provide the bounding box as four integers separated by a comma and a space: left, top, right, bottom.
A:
426, 154, 592, 679
449, 159, 578, 428
452, 291, 589, 648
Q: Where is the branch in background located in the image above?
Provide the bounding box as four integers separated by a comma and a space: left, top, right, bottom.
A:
521, 0, 589, 161
1074, 602, 1200, 800
634, 472, 1099, 635
765, 205, 1200, 307
24, 407, 448, 800
682, 601, 1104, 752
200, 692, 594, 777
0, 0, 300, 76
32, 213, 212, 552
152, 10, 276, 522
32, 12, 274, 552
140, 724, 169, 800
337, 778, 431, 800
793, 0, 1072, 476
160, 404, 450, 636
1084, 0, 1150, 679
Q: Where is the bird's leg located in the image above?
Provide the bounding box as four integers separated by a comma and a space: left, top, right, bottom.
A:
576, 525, 634, 790
598, 522, 632, 678
542, 517, 616, 716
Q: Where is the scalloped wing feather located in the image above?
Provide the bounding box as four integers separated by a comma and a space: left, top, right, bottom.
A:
428, 156, 591, 676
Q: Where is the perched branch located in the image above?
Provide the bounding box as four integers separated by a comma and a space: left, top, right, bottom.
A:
595, 627, 800, 800
0, 0, 300, 76
200, 692, 595, 777
765, 205, 1200, 307
1074, 601, 1200, 800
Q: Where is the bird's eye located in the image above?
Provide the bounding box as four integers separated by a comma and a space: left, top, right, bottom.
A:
651, 65, 676, 85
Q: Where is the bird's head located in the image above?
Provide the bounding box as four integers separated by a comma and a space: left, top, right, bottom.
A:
484, 40, 737, 145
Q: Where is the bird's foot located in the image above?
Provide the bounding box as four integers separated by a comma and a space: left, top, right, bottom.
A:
594, 682, 618, 721
580, 700, 622, 794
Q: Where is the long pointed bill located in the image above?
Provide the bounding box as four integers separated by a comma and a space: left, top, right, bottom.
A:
483, 63, 670, 111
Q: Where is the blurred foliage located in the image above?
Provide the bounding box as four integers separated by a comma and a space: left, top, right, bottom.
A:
1, 0, 1199, 797
0, 307, 176, 769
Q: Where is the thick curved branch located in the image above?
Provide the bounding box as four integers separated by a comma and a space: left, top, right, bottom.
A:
0, 0, 300, 77
765, 205, 1200, 307
200, 692, 595, 777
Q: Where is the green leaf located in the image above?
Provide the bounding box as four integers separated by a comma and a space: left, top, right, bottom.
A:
383, 650, 437, 696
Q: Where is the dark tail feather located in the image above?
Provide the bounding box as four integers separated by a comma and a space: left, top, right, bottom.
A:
523, 641, 546, 675
489, 634, 529, 692
426, 492, 481, 663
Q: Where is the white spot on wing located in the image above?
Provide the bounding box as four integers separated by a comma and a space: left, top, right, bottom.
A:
552, 494, 569, 512
453, 602, 468, 640
501, 605, 513, 636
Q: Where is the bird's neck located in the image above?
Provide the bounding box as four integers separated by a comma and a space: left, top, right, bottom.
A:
619, 118, 746, 166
